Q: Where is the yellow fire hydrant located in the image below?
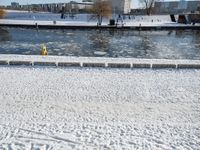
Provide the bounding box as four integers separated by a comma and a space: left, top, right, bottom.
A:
40, 44, 48, 55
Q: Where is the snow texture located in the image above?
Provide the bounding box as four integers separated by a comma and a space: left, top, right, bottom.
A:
0, 61, 200, 149
0, 18, 190, 27
1, 13, 200, 27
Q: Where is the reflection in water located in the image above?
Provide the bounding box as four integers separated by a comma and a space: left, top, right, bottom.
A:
0, 27, 200, 59
89, 30, 110, 56
140, 36, 154, 57
167, 31, 173, 35
175, 30, 184, 37
192, 31, 200, 48
0, 28, 11, 41
191, 31, 200, 60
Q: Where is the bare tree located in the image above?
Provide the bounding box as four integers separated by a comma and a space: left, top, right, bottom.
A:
89, 0, 112, 25
139, 0, 157, 15
0, 9, 6, 19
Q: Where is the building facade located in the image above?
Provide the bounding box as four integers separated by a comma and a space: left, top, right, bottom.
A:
11, 2, 20, 9
111, 0, 131, 14
9, 0, 131, 14
10, 1, 92, 13
154, 0, 200, 14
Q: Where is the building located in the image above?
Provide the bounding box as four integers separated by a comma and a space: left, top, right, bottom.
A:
9, 0, 131, 14
11, 2, 20, 9
0, 4, 7, 8
154, 0, 200, 14
13, 1, 92, 13
111, 0, 131, 14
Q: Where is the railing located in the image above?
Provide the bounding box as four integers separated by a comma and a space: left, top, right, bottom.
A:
1, 60, 200, 69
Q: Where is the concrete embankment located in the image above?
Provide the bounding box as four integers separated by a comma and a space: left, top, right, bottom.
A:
0, 24, 200, 30
0, 55, 200, 69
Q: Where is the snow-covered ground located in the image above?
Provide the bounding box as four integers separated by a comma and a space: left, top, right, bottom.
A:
0, 18, 199, 27
0, 58, 200, 149
2, 11, 200, 27
0, 18, 184, 27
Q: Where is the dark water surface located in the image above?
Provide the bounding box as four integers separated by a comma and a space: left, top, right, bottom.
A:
2, 11, 199, 59
0, 27, 200, 59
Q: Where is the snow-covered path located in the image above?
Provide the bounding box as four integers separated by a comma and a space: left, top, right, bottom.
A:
0, 66, 200, 149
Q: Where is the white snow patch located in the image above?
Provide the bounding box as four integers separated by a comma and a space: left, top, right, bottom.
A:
0, 60, 200, 149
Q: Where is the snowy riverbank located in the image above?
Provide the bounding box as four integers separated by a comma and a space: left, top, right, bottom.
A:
0, 55, 200, 149
1, 18, 199, 27
1, 12, 200, 28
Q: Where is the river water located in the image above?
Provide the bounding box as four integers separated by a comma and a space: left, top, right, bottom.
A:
0, 11, 200, 59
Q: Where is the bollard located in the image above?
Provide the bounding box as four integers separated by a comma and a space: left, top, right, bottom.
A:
40, 44, 48, 55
